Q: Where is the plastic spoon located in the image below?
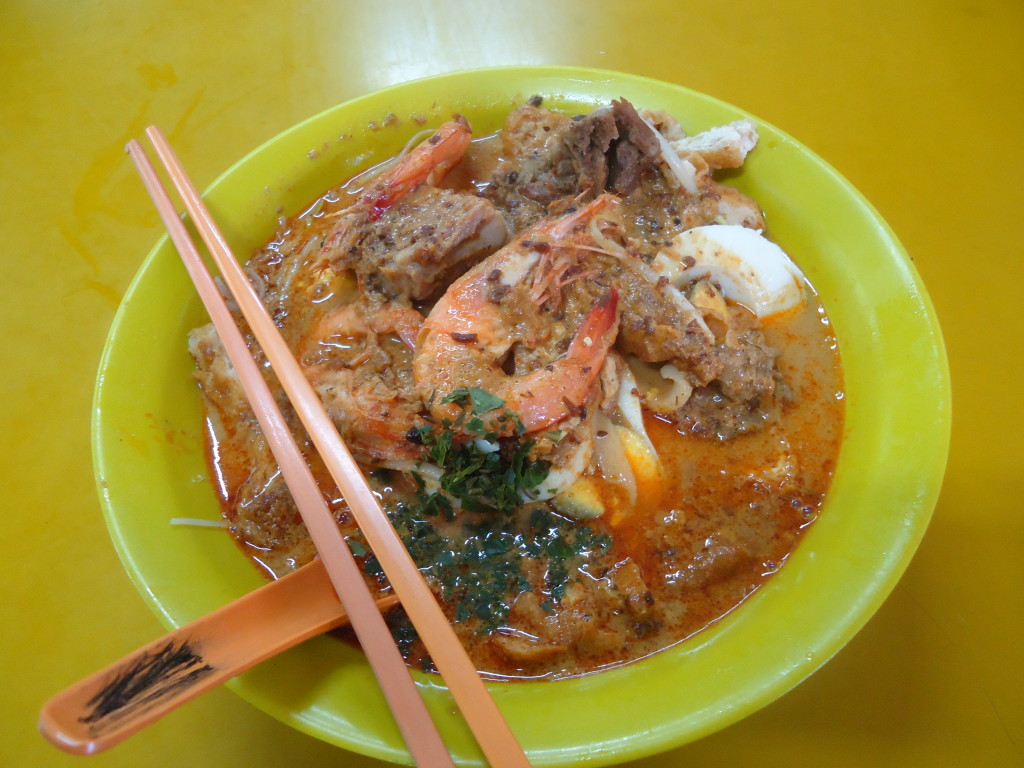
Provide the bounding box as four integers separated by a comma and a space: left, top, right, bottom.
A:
39, 558, 398, 755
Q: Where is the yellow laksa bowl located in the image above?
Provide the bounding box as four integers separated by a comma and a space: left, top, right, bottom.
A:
94, 67, 950, 765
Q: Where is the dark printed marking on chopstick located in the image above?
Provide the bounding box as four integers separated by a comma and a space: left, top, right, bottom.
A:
79, 639, 214, 734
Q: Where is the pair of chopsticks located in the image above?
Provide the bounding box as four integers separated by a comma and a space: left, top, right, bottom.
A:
127, 127, 530, 767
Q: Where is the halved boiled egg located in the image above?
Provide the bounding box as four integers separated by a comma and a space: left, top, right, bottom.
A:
653, 224, 806, 320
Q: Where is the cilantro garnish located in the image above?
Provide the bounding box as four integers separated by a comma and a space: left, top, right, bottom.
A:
385, 500, 612, 634
362, 390, 614, 644
347, 539, 368, 557
441, 387, 507, 415
412, 393, 544, 514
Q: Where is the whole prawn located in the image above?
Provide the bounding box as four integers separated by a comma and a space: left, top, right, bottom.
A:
414, 194, 622, 435
299, 298, 426, 465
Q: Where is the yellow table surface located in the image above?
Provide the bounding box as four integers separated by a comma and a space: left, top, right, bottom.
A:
3, 1, 1021, 766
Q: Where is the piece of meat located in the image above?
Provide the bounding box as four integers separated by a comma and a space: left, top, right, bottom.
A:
676, 382, 782, 441
607, 99, 662, 196
576, 257, 723, 386
484, 102, 579, 231
188, 323, 318, 573
715, 329, 778, 404
605, 559, 655, 621
488, 98, 673, 233
668, 537, 753, 591
490, 556, 659, 667
564, 106, 617, 194
330, 186, 507, 301
490, 591, 574, 664
564, 99, 664, 198
673, 303, 783, 440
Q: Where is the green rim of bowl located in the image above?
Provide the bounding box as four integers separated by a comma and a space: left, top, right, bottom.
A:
93, 65, 951, 766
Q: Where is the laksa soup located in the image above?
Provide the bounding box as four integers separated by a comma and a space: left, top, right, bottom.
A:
187, 97, 844, 680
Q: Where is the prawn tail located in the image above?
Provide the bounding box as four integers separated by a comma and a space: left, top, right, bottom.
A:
514, 290, 620, 434
366, 118, 473, 221
567, 289, 620, 363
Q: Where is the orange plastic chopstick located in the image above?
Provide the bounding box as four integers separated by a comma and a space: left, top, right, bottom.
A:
145, 125, 531, 768
123, 139, 454, 767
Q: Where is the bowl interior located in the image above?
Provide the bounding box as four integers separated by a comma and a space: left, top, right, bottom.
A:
94, 66, 950, 766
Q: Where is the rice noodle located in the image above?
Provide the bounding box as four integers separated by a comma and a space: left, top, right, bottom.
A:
384, 460, 443, 495
272, 235, 318, 298
626, 358, 694, 414
641, 115, 700, 196
615, 365, 659, 457
214, 275, 239, 312
593, 412, 637, 504
170, 517, 229, 528
587, 217, 627, 257
299, 196, 326, 223
243, 264, 268, 302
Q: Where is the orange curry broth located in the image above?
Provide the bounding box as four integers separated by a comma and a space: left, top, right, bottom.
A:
197, 126, 844, 680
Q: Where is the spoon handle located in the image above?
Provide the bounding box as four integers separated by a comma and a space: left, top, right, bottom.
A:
39, 559, 397, 755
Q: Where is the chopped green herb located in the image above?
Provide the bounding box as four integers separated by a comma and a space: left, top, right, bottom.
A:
416, 403, 547, 515
380, 390, 614, 638
363, 553, 383, 577
442, 387, 507, 415
348, 539, 368, 557
425, 426, 453, 467
386, 611, 419, 658
389, 501, 612, 633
